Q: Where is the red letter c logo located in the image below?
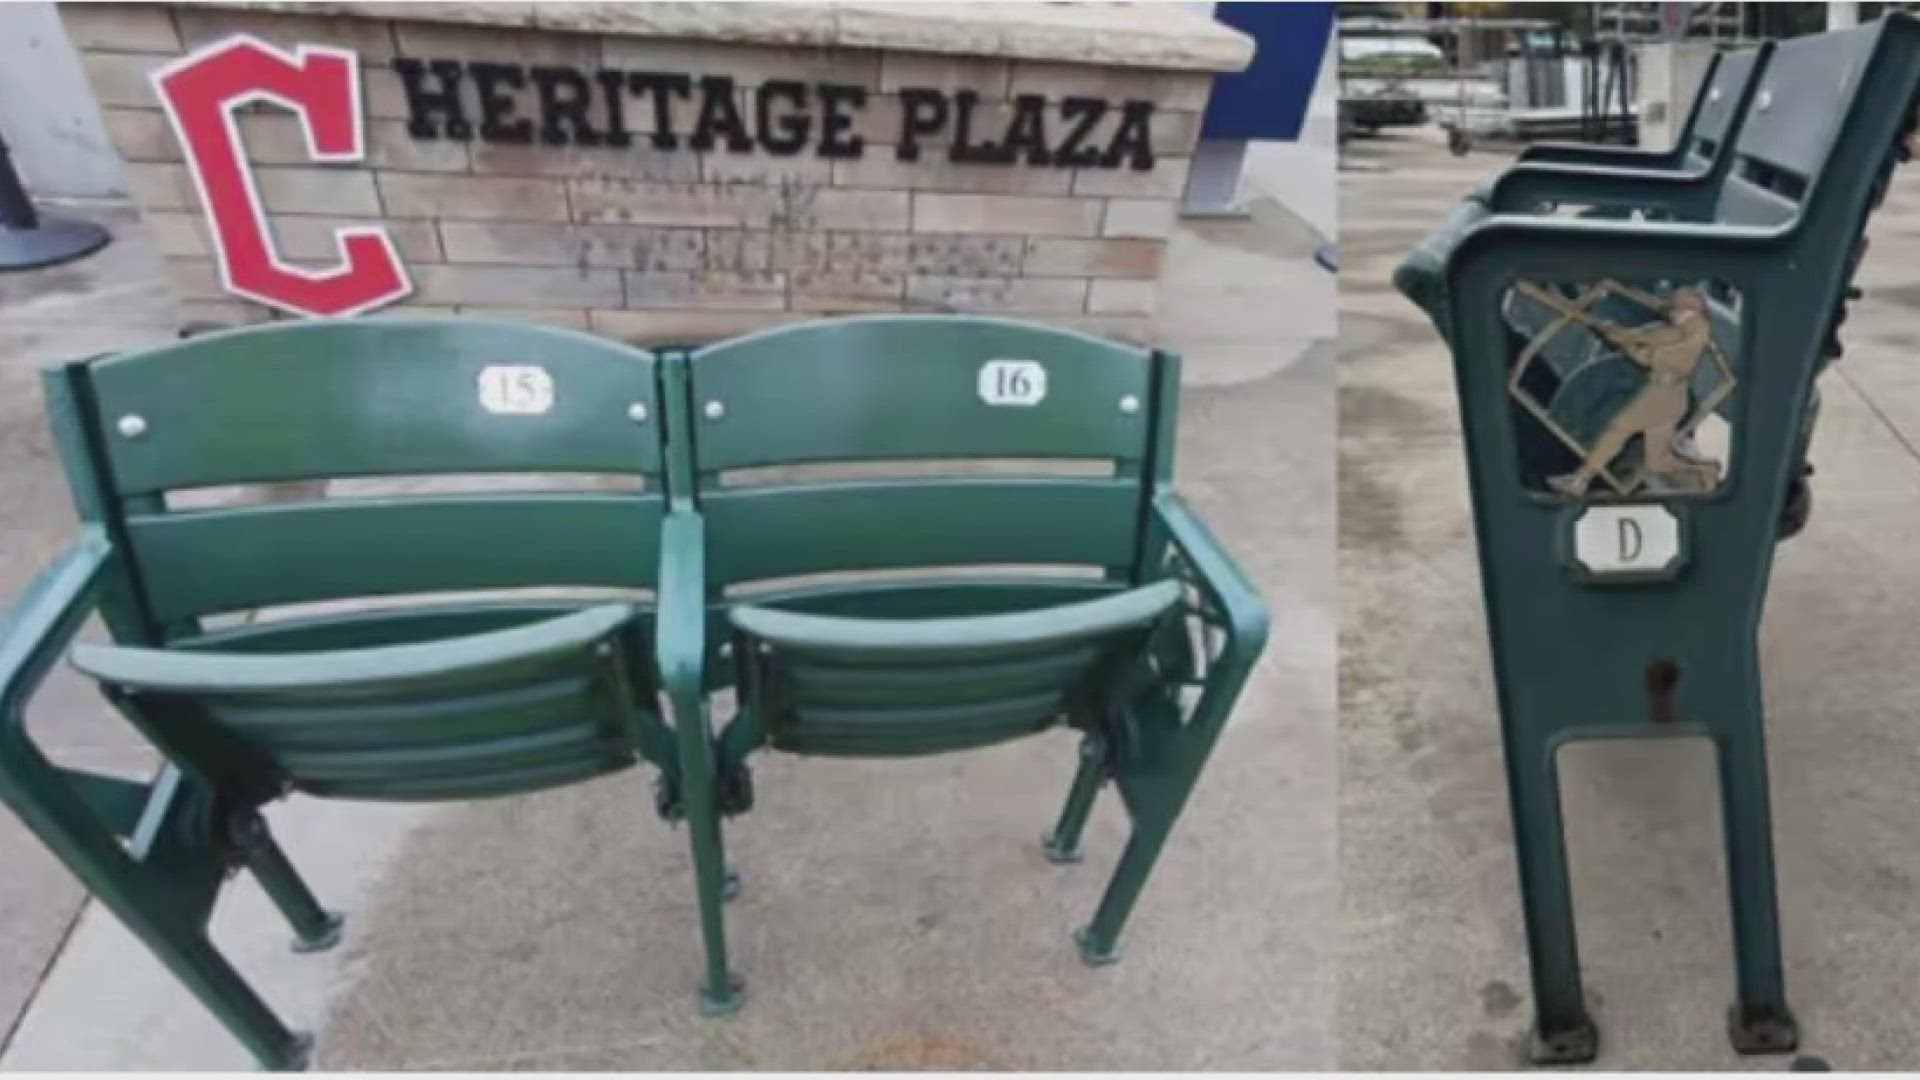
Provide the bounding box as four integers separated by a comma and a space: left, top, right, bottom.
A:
153, 35, 410, 318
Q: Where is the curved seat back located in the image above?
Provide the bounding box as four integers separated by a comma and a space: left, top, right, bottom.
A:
52, 318, 666, 629
679, 315, 1173, 589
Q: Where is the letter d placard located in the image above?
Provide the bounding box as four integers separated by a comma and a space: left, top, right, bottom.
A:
1570, 503, 1685, 581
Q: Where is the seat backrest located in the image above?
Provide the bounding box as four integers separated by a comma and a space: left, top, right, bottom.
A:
1711, 18, 1904, 228
1682, 45, 1767, 169
678, 315, 1175, 589
47, 318, 666, 631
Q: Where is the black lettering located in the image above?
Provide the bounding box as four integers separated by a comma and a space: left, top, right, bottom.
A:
1102, 99, 1156, 170
1618, 518, 1644, 562
755, 80, 810, 155
530, 65, 602, 146
470, 61, 532, 144
999, 93, 1051, 166
1054, 96, 1105, 168
394, 57, 471, 141
628, 71, 692, 150
595, 69, 632, 148
894, 87, 948, 162
689, 75, 753, 152
949, 89, 1011, 164
816, 83, 866, 159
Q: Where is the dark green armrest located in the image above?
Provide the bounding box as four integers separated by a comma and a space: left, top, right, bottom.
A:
730, 579, 1181, 656
1486, 162, 1718, 216
1516, 142, 1688, 169
70, 603, 635, 695
1449, 215, 1787, 297
0, 528, 113, 732
1151, 490, 1268, 661
654, 509, 706, 698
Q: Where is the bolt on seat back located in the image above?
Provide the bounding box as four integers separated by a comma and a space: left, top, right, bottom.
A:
1391, 14, 1920, 1064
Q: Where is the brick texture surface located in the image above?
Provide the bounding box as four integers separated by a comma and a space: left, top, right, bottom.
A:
63, 3, 1208, 337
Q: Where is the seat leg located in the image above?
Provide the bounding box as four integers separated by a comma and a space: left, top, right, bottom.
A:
230, 810, 343, 953
668, 685, 743, 1016
1073, 797, 1176, 966
1716, 729, 1797, 1055
150, 928, 315, 1070
1043, 733, 1105, 865
1505, 737, 1597, 1065
0, 768, 311, 1069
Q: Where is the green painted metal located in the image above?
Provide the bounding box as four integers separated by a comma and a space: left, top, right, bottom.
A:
1495, 44, 1772, 210
1395, 14, 1920, 1063
660, 314, 1269, 1006
0, 311, 1266, 1062
0, 319, 673, 1069
703, 479, 1141, 583
127, 496, 662, 621
685, 314, 1156, 471
88, 317, 662, 493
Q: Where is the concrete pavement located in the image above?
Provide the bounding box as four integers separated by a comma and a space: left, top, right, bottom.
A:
1339, 127, 1920, 1070
0, 159, 1335, 1065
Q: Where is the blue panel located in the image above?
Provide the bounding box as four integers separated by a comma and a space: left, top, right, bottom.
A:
1198, 2, 1334, 141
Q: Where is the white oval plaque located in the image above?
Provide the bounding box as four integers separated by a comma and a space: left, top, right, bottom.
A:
977, 359, 1047, 407
478, 364, 554, 415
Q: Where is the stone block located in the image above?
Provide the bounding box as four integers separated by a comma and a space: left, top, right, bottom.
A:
623, 270, 786, 310
61, 4, 180, 53
377, 173, 569, 221
831, 151, 1073, 196
1007, 62, 1214, 111
906, 234, 1024, 276
413, 264, 624, 306
1101, 197, 1175, 239
905, 275, 1089, 314
587, 307, 812, 346
256, 166, 383, 216
102, 108, 178, 163
80, 51, 163, 108
1072, 155, 1191, 199
790, 269, 906, 311
437, 220, 702, 270
911, 193, 1101, 237
173, 7, 401, 61
1086, 277, 1157, 315
878, 52, 1010, 95
1024, 237, 1164, 278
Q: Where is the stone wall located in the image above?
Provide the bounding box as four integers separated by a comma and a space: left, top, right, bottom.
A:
63, 3, 1217, 344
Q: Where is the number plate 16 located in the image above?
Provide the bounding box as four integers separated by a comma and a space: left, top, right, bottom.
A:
977, 359, 1048, 407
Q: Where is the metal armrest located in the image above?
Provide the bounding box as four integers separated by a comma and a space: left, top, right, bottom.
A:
728, 579, 1181, 655
654, 509, 707, 698
1151, 490, 1269, 664
1449, 215, 1787, 300
0, 528, 173, 865
69, 604, 635, 695
1486, 161, 1717, 217
0, 528, 113, 737
1517, 142, 1686, 169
